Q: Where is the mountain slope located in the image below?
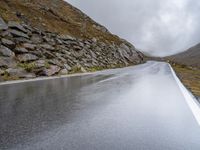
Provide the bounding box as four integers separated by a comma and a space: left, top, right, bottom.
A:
0, 0, 122, 44
0, 0, 144, 81
167, 43, 200, 69
166, 43, 200, 98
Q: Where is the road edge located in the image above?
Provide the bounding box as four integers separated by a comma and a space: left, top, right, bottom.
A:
169, 64, 200, 126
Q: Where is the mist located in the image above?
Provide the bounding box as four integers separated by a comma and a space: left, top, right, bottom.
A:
67, 0, 200, 56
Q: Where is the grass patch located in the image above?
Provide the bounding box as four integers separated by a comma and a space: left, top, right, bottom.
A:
87, 66, 106, 72
171, 63, 200, 97
2, 73, 20, 81
44, 62, 51, 69
18, 62, 36, 72
69, 65, 84, 74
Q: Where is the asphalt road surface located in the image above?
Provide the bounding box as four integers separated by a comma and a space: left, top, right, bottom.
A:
0, 61, 200, 150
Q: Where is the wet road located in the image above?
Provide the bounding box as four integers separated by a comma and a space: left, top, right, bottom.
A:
0, 61, 200, 150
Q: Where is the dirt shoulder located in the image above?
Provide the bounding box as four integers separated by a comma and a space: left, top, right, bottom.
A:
171, 63, 200, 99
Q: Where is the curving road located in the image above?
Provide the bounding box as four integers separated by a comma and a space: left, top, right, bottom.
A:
0, 61, 200, 150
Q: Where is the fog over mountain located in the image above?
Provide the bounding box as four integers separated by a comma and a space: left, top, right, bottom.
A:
67, 0, 200, 56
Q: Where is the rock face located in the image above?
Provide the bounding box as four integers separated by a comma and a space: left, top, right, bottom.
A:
40, 65, 61, 76
0, 0, 145, 81
0, 45, 15, 57
17, 54, 38, 62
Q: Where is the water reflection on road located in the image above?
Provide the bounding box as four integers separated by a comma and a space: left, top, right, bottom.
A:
0, 61, 200, 150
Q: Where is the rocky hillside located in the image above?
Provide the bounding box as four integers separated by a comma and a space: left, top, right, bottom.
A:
166, 43, 200, 69
0, 0, 144, 81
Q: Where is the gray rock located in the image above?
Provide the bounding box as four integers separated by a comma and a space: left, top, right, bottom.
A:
8, 21, 27, 33
56, 38, 63, 44
1, 30, 13, 37
9, 29, 29, 39
6, 68, 36, 78
0, 17, 8, 30
92, 24, 108, 33
22, 43, 36, 50
72, 50, 84, 58
118, 47, 129, 59
74, 64, 87, 73
54, 53, 67, 62
60, 69, 68, 75
80, 66, 87, 73
0, 57, 17, 68
48, 59, 62, 67
41, 65, 60, 76
43, 50, 55, 59
58, 35, 76, 41
0, 69, 4, 75
6, 68, 26, 77
22, 73, 36, 78
31, 34, 43, 44
92, 38, 97, 43
0, 45, 15, 57
34, 60, 46, 68
17, 54, 38, 62
1, 38, 15, 49
90, 50, 97, 59
73, 45, 82, 51
14, 47, 29, 53
0, 76, 3, 82
21, 73, 36, 79
43, 37, 56, 45
22, 24, 34, 32
39, 44, 55, 51
30, 50, 43, 57
64, 64, 72, 71
14, 37, 32, 43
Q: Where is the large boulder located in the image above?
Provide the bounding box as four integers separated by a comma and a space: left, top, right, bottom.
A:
60, 69, 68, 75
8, 21, 27, 33
6, 68, 36, 78
40, 65, 60, 76
9, 29, 29, 39
22, 43, 36, 50
0, 57, 17, 68
48, 59, 62, 67
39, 44, 55, 51
34, 60, 46, 68
31, 34, 43, 44
64, 64, 72, 71
14, 47, 29, 54
0, 45, 15, 57
1, 38, 16, 49
118, 44, 131, 60
17, 54, 38, 62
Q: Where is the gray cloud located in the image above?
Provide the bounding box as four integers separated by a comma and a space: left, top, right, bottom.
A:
67, 0, 200, 56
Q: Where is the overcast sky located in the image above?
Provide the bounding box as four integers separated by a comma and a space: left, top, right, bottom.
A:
67, 0, 200, 56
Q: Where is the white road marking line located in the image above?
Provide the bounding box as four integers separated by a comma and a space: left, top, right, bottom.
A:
169, 64, 200, 126
0, 72, 93, 86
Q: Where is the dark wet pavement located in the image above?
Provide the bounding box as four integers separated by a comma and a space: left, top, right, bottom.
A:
0, 61, 200, 150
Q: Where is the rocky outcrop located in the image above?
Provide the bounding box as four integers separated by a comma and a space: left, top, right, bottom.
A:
0, 18, 144, 81
0, 0, 145, 82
